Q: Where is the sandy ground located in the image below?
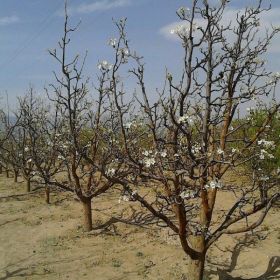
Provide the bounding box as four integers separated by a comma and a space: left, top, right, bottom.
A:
0, 174, 279, 280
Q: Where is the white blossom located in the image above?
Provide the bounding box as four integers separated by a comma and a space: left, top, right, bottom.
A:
177, 6, 190, 17
118, 48, 129, 56
178, 114, 194, 125
143, 157, 156, 168
257, 139, 275, 149
217, 148, 224, 155
85, 142, 91, 148
259, 149, 274, 160
180, 190, 194, 199
124, 122, 133, 129
62, 144, 68, 150
170, 22, 198, 37
118, 195, 130, 203
253, 57, 264, 65
246, 107, 255, 113
106, 168, 116, 177
260, 176, 269, 181
191, 144, 201, 156
108, 38, 117, 48
97, 60, 113, 71
142, 150, 153, 157
273, 72, 280, 79
57, 155, 65, 161
160, 150, 167, 158
166, 73, 173, 81
269, 72, 280, 83
205, 180, 222, 189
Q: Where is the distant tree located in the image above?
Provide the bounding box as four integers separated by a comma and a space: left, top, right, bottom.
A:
244, 106, 280, 202
0, 110, 23, 183
17, 87, 53, 195
0, 107, 21, 179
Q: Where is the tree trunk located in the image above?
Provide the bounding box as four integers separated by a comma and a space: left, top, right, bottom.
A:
45, 186, 50, 204
0, 165, 2, 174
188, 257, 205, 280
259, 183, 268, 203
6, 169, 9, 178
26, 178, 31, 192
14, 170, 18, 183
187, 236, 206, 280
82, 197, 92, 231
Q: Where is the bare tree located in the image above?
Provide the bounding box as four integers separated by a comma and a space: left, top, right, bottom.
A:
33, 3, 128, 231
0, 107, 22, 179
0, 110, 24, 183
103, 2, 280, 279
17, 87, 55, 195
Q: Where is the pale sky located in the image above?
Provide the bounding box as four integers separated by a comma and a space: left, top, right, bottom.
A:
0, 0, 279, 108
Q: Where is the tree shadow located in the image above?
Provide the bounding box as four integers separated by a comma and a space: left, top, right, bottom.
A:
0, 254, 92, 279
0, 218, 20, 227
0, 268, 28, 280
0, 187, 43, 201
90, 206, 157, 236
206, 233, 280, 280
0, 267, 54, 280
0, 255, 48, 280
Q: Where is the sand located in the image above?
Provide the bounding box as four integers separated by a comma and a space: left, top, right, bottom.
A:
0, 174, 279, 280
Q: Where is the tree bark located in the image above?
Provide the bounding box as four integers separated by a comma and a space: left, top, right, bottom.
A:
82, 197, 92, 231
26, 178, 31, 192
45, 186, 50, 204
187, 236, 206, 280
188, 258, 205, 280
258, 183, 268, 203
14, 170, 18, 183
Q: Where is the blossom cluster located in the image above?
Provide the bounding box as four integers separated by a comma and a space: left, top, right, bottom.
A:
205, 180, 223, 190
178, 114, 194, 125
143, 157, 156, 168
123, 120, 139, 130
191, 143, 201, 156
118, 48, 129, 57
257, 139, 275, 160
141, 149, 167, 168
118, 190, 137, 203
179, 190, 195, 199
259, 149, 274, 160
176, 6, 191, 18
97, 60, 113, 71
170, 22, 199, 38
106, 168, 116, 177
257, 139, 275, 150
108, 38, 117, 48
217, 148, 224, 156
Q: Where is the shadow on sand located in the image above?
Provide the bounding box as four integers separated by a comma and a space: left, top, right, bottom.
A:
206, 233, 280, 280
